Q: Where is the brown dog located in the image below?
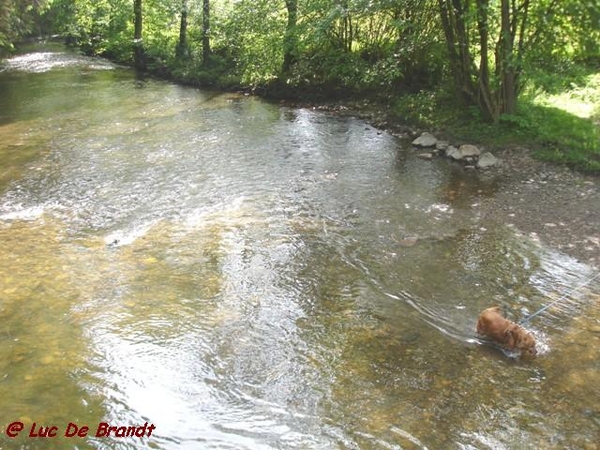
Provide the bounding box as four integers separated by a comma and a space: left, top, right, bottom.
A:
476, 306, 537, 357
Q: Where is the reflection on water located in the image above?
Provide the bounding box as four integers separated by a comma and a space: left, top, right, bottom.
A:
0, 47, 599, 449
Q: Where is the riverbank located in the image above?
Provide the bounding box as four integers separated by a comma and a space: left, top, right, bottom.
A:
474, 147, 599, 269
269, 96, 600, 269
16, 38, 599, 172
4, 43, 599, 269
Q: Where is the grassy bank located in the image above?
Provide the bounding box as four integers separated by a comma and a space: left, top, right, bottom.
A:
390, 70, 600, 173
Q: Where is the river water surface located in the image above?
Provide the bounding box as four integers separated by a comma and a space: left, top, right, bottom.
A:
0, 46, 599, 450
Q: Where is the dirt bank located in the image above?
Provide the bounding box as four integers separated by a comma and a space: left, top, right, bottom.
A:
477, 146, 599, 269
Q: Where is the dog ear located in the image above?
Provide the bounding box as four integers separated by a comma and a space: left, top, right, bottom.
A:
503, 328, 515, 347
514, 332, 525, 348
476, 320, 484, 335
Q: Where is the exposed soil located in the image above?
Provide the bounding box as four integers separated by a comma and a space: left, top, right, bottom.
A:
476, 146, 600, 269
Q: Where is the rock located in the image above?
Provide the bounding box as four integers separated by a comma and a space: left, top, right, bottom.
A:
417, 152, 434, 160
477, 151, 500, 169
445, 146, 461, 160
399, 236, 418, 247
412, 132, 437, 148
436, 140, 449, 151
459, 144, 481, 158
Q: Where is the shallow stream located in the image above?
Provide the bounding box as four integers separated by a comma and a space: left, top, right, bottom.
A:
1, 45, 599, 449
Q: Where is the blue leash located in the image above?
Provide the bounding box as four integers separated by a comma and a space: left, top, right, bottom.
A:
519, 271, 600, 325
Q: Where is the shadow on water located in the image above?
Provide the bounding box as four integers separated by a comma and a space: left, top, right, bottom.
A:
0, 46, 599, 449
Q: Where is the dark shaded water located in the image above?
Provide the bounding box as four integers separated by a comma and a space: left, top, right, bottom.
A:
1, 46, 599, 449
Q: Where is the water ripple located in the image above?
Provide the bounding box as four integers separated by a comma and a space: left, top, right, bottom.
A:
1, 48, 599, 450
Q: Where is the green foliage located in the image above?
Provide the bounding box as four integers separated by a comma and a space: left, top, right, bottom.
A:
141, 0, 180, 64
219, 0, 285, 86
0, 0, 50, 54
170, 49, 240, 89
392, 76, 600, 172
525, 0, 600, 69
390, 89, 442, 127
49, 0, 132, 60
532, 72, 600, 121
276, 0, 444, 94
524, 76, 600, 172
3, 0, 598, 171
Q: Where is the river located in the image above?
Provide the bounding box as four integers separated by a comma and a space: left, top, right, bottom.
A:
0, 45, 599, 449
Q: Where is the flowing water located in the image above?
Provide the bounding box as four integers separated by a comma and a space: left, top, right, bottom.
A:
0, 45, 599, 450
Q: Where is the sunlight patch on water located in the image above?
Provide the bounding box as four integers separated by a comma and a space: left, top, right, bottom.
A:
66, 206, 330, 448
506, 229, 600, 330
424, 202, 453, 214
0, 203, 45, 221
183, 196, 256, 229
390, 426, 430, 449
1, 51, 116, 73
104, 219, 161, 247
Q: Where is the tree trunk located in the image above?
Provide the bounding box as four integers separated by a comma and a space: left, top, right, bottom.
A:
496, 0, 516, 116
437, 0, 476, 108
438, 0, 530, 122
202, 0, 210, 66
176, 0, 188, 58
282, 0, 298, 73
476, 0, 495, 122
133, 0, 144, 68
340, 0, 352, 52
496, 0, 530, 117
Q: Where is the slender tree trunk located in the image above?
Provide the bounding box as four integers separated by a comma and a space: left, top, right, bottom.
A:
497, 0, 516, 116
437, 0, 476, 108
202, 0, 210, 66
496, 0, 530, 117
133, 0, 144, 68
476, 0, 495, 121
340, 0, 352, 52
438, 0, 530, 122
282, 0, 298, 73
176, 0, 188, 58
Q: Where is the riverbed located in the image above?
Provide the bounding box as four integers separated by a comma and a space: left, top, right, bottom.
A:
1, 45, 599, 449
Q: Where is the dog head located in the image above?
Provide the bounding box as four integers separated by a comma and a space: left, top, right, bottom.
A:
505, 325, 537, 356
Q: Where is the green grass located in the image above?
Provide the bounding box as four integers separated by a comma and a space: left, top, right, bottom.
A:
523, 105, 600, 171
390, 70, 600, 173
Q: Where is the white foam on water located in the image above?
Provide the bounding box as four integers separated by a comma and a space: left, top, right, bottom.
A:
104, 220, 158, 247
0, 204, 45, 221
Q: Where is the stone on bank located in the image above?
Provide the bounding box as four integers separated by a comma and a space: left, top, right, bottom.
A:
411, 130, 500, 169
412, 132, 437, 148
477, 152, 500, 169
